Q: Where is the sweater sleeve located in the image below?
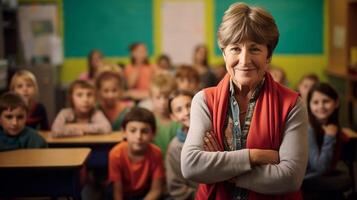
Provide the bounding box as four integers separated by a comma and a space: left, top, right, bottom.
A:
85, 110, 112, 134
166, 138, 196, 200
181, 91, 251, 184
51, 109, 83, 137
305, 127, 336, 179
233, 98, 308, 194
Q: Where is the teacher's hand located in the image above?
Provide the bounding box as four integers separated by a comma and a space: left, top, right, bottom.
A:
203, 131, 220, 151
249, 149, 280, 166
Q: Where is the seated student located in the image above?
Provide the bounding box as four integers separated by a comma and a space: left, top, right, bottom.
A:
174, 65, 200, 95
10, 70, 49, 130
96, 71, 133, 131
139, 73, 180, 156
166, 90, 197, 200
192, 44, 218, 89
156, 54, 175, 75
79, 49, 105, 81
0, 92, 47, 151
297, 73, 319, 104
268, 66, 288, 86
51, 80, 112, 137
303, 83, 351, 200
123, 43, 155, 101
108, 107, 165, 200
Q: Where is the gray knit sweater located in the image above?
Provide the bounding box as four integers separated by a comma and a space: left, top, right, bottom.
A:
181, 91, 308, 194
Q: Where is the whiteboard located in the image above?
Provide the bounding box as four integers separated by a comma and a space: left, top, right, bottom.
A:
161, 1, 205, 66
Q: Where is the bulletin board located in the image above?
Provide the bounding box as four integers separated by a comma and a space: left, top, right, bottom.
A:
214, 0, 323, 55
63, 0, 153, 57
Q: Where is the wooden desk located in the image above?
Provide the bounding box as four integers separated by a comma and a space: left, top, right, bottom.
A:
0, 148, 90, 198
39, 132, 123, 168
39, 131, 123, 145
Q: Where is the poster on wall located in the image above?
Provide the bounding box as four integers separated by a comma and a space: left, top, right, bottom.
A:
161, 1, 205, 66
18, 4, 63, 65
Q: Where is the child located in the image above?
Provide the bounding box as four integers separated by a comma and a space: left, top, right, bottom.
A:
96, 71, 132, 131
303, 83, 350, 199
79, 49, 105, 81
297, 73, 319, 104
140, 73, 180, 156
108, 107, 165, 200
175, 65, 200, 94
192, 44, 218, 88
269, 66, 288, 86
166, 90, 197, 200
156, 54, 174, 75
0, 92, 47, 151
124, 43, 155, 101
51, 80, 112, 137
10, 69, 49, 130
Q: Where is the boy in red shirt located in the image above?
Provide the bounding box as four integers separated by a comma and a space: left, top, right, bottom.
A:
108, 107, 165, 200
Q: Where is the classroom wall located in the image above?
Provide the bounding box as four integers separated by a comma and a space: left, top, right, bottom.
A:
20, 0, 329, 88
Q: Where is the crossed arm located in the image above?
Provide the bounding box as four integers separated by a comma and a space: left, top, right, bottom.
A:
181, 91, 308, 194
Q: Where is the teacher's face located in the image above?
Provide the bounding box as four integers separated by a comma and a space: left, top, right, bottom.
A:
223, 41, 269, 89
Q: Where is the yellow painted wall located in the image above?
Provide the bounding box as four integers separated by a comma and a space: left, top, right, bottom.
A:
20, 0, 329, 89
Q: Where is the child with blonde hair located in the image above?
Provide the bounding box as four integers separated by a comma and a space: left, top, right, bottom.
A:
141, 73, 180, 156
10, 69, 49, 130
297, 73, 320, 104
96, 71, 132, 131
51, 80, 111, 137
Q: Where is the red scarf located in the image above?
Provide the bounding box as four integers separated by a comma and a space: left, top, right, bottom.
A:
197, 73, 301, 200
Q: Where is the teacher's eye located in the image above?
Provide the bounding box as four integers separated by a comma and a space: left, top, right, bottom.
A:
229, 47, 240, 54
250, 47, 261, 52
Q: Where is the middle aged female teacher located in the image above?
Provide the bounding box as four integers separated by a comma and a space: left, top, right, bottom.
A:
181, 2, 308, 200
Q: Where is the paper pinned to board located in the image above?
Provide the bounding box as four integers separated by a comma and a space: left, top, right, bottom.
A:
333, 25, 346, 49
161, 1, 205, 65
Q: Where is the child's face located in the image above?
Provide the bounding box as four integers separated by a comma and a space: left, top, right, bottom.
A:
72, 87, 96, 115
170, 95, 192, 128
298, 78, 316, 102
151, 87, 169, 115
158, 59, 170, 70
176, 77, 199, 93
90, 52, 103, 72
124, 121, 154, 155
132, 44, 148, 64
0, 107, 27, 136
98, 79, 121, 107
270, 69, 285, 84
13, 78, 36, 104
195, 47, 207, 64
309, 91, 338, 123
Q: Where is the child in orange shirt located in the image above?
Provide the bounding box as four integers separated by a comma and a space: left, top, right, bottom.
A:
108, 107, 165, 200
124, 43, 155, 101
